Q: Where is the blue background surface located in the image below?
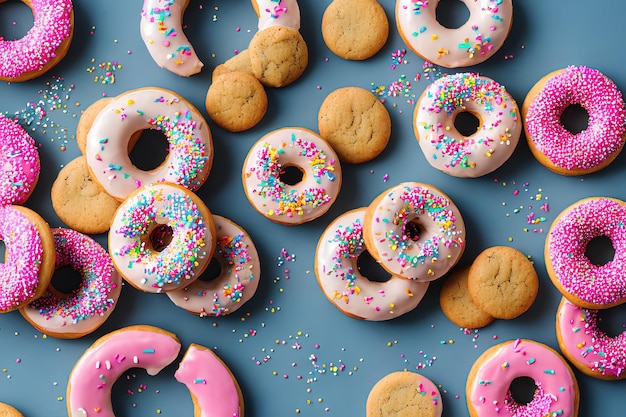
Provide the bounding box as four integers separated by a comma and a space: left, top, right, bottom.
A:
0, 0, 625, 416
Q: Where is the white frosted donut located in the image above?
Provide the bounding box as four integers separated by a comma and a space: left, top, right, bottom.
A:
84, 87, 213, 201
140, 0, 301, 77
395, 0, 512, 68
414, 73, 521, 177
242, 127, 342, 225
108, 183, 216, 293
167, 215, 261, 317
315, 208, 429, 321
363, 182, 466, 281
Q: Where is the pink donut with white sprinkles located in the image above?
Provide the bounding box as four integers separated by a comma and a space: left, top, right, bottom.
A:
545, 197, 626, 309
0, 0, 74, 82
0, 114, 40, 206
523, 66, 626, 175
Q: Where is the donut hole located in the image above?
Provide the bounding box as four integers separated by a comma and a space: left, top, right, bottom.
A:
403, 218, 424, 242
128, 129, 170, 171
507, 376, 538, 405
435, 0, 470, 29
197, 257, 222, 282
454, 111, 481, 137
585, 235, 615, 266
280, 164, 304, 185
595, 304, 626, 338
147, 224, 174, 253
50, 265, 83, 295
357, 250, 391, 283
560, 103, 589, 134
0, 0, 34, 41
0, 239, 5, 264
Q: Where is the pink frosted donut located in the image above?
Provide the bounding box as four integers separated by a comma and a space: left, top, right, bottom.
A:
395, 0, 513, 68
556, 298, 626, 380
0, 114, 40, 206
315, 208, 429, 321
0, 0, 74, 82
20, 228, 122, 339
167, 215, 261, 317
0, 205, 55, 313
466, 339, 579, 417
242, 127, 342, 225
523, 66, 626, 175
414, 73, 521, 177
545, 197, 626, 309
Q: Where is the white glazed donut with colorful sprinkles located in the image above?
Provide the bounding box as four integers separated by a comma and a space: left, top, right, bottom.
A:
523, 66, 626, 175
363, 182, 465, 281
545, 197, 626, 309
108, 182, 217, 293
414, 72, 521, 177
315, 208, 429, 321
395, 0, 512, 68
140, 0, 300, 76
20, 228, 122, 339
242, 127, 342, 225
0, 114, 40, 206
167, 215, 261, 317
556, 297, 626, 380
0, 0, 74, 82
466, 338, 579, 417
83, 87, 213, 201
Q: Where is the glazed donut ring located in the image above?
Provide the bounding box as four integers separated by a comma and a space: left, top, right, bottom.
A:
395, 0, 513, 68
0, 0, 74, 82
414, 73, 521, 177
1, 114, 40, 206
363, 182, 466, 281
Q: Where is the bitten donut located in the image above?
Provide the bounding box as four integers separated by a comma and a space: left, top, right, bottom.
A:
556, 297, 626, 380
545, 197, 626, 309
1, 114, 40, 206
0, 0, 74, 82
108, 182, 217, 293
82, 87, 213, 201
0, 205, 55, 313
522, 66, 626, 175
414, 73, 521, 177
20, 228, 122, 339
66, 325, 182, 417
315, 208, 429, 321
366, 371, 442, 417
167, 215, 261, 317
395, 0, 512, 68
363, 182, 465, 281
242, 127, 342, 225
466, 339, 579, 417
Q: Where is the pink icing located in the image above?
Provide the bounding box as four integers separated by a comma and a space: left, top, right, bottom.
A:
547, 197, 626, 307
556, 298, 626, 379
0, 0, 73, 80
0, 205, 45, 312
21, 228, 122, 338
0, 114, 40, 206
67, 327, 181, 417
175, 344, 242, 417
525, 66, 626, 172
468, 339, 578, 417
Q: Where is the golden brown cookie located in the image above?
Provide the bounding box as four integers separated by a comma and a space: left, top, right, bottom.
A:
0, 402, 24, 417
322, 0, 389, 60
206, 71, 268, 132
439, 265, 494, 329
76, 97, 111, 154
318, 86, 391, 163
51, 156, 120, 234
212, 49, 253, 81
248, 25, 308, 87
366, 371, 443, 417
467, 246, 538, 320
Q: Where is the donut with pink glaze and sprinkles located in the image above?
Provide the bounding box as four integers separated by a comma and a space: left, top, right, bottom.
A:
545, 197, 626, 309
556, 297, 626, 380
523, 66, 626, 175
20, 228, 122, 339
0, 0, 74, 82
0, 114, 40, 206
242, 127, 342, 225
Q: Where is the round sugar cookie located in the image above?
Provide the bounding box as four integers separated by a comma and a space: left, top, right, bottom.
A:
0, 402, 24, 417
439, 265, 494, 329
366, 371, 443, 417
